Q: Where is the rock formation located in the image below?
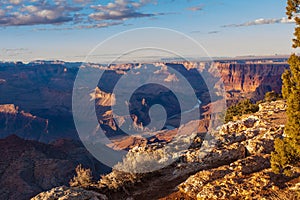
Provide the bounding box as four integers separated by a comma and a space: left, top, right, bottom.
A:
0, 104, 49, 141
176, 100, 299, 200
31, 186, 108, 200
0, 60, 294, 199
32, 100, 300, 200
216, 63, 289, 103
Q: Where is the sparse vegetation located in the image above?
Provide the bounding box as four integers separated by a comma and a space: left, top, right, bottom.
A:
69, 164, 92, 187
264, 91, 282, 102
98, 170, 139, 190
225, 99, 259, 123
271, 138, 296, 176
271, 0, 300, 176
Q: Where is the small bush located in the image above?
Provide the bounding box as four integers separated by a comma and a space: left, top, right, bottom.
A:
98, 170, 138, 190
271, 138, 298, 176
69, 164, 92, 187
225, 99, 259, 123
264, 91, 282, 102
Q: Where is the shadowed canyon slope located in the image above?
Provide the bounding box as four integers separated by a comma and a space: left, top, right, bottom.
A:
0, 135, 110, 200
0, 104, 49, 141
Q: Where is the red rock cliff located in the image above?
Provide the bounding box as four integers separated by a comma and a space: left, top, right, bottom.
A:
216, 63, 289, 101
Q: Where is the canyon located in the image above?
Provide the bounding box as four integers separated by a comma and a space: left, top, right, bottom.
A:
0, 60, 289, 142
0, 58, 291, 199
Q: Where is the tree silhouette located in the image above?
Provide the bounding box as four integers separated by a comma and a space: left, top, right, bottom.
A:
271, 0, 300, 175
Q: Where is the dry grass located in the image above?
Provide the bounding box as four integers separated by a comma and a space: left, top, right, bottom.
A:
69, 164, 92, 187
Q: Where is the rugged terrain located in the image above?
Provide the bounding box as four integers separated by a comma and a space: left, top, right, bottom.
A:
0, 104, 49, 141
215, 62, 289, 103
0, 135, 110, 200
32, 100, 300, 199
0, 60, 293, 199
0, 62, 78, 142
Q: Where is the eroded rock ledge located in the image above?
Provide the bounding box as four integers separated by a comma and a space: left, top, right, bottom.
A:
32, 100, 300, 200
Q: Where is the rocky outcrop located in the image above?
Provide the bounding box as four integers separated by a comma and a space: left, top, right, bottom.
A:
31, 186, 108, 200
178, 155, 271, 199
33, 100, 298, 200
0, 104, 49, 141
178, 163, 300, 200
0, 104, 17, 113
91, 87, 116, 107
176, 100, 300, 199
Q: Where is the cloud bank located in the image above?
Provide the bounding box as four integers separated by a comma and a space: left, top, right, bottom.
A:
0, 0, 160, 28
0, 0, 80, 26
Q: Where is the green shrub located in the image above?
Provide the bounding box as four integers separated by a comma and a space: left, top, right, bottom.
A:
271, 54, 300, 176
264, 91, 282, 102
272, 0, 300, 176
271, 138, 294, 176
225, 99, 259, 123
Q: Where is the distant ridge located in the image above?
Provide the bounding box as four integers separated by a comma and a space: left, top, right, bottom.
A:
0, 54, 292, 65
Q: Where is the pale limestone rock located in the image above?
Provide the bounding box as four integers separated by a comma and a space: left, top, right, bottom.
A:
31, 186, 108, 200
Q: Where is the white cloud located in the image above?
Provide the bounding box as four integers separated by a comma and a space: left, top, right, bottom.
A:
76, 21, 124, 29
0, 1, 80, 26
33, 21, 124, 31
89, 0, 158, 21
223, 17, 295, 27
1, 48, 31, 56
22, 5, 39, 13
0, 0, 160, 28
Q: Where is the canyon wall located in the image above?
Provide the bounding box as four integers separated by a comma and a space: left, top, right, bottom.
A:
216, 62, 289, 102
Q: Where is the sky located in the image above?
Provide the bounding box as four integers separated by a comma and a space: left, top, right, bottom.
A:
0, 0, 297, 62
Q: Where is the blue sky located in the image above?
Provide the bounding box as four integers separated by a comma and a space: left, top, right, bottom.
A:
0, 0, 296, 62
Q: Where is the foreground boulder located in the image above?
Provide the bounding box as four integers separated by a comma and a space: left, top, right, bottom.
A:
31, 186, 108, 200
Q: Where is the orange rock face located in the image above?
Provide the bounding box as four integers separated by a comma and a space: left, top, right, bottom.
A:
216, 63, 289, 101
